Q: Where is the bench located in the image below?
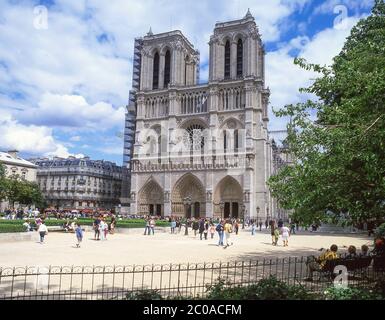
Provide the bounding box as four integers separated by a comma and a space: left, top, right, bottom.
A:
317, 256, 373, 280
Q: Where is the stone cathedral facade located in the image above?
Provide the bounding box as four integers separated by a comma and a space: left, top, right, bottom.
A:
128, 11, 283, 221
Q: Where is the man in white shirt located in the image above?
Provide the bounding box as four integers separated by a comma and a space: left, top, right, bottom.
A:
37, 221, 48, 244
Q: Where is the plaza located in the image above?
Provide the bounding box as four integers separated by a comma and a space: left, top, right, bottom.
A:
0, 228, 371, 268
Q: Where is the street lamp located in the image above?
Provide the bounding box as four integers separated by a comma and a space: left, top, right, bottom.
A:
256, 206, 260, 225
183, 196, 192, 235
241, 204, 246, 229
266, 207, 270, 223
219, 201, 225, 220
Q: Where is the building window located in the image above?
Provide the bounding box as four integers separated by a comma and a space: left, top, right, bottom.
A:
224, 41, 231, 79
153, 52, 160, 90
237, 39, 243, 77
164, 50, 171, 88
234, 129, 239, 152
224, 130, 227, 151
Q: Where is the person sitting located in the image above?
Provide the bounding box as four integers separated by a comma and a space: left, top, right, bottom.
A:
359, 244, 371, 257
372, 238, 385, 256
305, 244, 339, 281
345, 245, 357, 259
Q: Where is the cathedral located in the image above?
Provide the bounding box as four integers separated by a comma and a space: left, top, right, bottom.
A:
126, 10, 287, 221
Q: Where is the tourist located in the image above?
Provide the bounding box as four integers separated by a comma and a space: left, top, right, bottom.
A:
23, 220, 32, 232
144, 217, 150, 235
278, 219, 284, 229
75, 223, 83, 248
209, 223, 215, 239
99, 219, 107, 241
234, 220, 239, 235
204, 220, 209, 240
259, 221, 263, 231
372, 238, 385, 256
176, 219, 181, 233
199, 219, 205, 240
216, 221, 224, 246
192, 220, 199, 236
270, 221, 276, 245
110, 215, 116, 234
346, 245, 357, 259
224, 220, 233, 248
37, 220, 48, 244
281, 224, 290, 247
251, 222, 256, 236
273, 227, 280, 246
290, 222, 296, 234
171, 219, 176, 234
265, 219, 268, 229
360, 245, 370, 257
93, 216, 101, 240
150, 218, 155, 235
305, 244, 339, 281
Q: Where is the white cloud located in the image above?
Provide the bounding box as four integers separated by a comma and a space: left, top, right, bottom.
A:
19, 93, 125, 130
266, 16, 362, 131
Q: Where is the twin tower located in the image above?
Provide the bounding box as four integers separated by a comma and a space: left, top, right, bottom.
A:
125, 10, 278, 222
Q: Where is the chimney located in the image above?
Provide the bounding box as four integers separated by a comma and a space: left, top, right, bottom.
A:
7, 150, 18, 159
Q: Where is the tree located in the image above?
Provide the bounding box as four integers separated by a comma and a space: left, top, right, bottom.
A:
0, 163, 7, 201
269, 1, 385, 226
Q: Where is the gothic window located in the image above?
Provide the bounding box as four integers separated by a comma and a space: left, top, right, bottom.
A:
164, 50, 171, 88
183, 124, 205, 153
224, 130, 227, 151
236, 39, 243, 77
153, 52, 160, 90
158, 136, 162, 162
224, 41, 231, 79
234, 129, 239, 152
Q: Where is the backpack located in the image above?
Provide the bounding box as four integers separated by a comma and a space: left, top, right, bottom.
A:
216, 224, 222, 232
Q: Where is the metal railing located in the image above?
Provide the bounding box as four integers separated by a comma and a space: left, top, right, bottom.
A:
0, 256, 382, 300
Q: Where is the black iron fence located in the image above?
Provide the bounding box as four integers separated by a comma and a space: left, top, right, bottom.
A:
0, 256, 383, 300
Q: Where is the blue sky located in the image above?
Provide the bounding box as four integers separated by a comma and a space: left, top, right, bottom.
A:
0, 0, 374, 165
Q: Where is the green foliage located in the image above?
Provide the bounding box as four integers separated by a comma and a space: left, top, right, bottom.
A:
375, 223, 385, 239
124, 290, 163, 300
0, 224, 25, 233
269, 1, 385, 225
205, 277, 314, 300
323, 286, 382, 300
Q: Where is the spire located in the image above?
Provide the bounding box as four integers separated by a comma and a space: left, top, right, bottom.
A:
147, 27, 153, 36
244, 8, 252, 19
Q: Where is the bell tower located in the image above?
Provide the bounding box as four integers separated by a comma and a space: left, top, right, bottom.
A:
140, 30, 200, 91
209, 9, 265, 82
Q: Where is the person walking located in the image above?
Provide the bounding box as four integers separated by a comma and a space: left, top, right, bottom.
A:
199, 219, 205, 240
224, 220, 233, 248
234, 220, 239, 235
75, 223, 83, 248
150, 218, 155, 235
251, 222, 256, 236
93, 216, 101, 240
171, 219, 176, 234
193, 220, 199, 237
290, 221, 296, 235
144, 218, 150, 235
281, 225, 290, 247
203, 220, 209, 240
37, 220, 48, 244
99, 219, 107, 241
265, 219, 268, 229
110, 215, 116, 235
270, 221, 276, 245
259, 221, 263, 231
273, 228, 280, 246
216, 221, 224, 246
209, 223, 215, 239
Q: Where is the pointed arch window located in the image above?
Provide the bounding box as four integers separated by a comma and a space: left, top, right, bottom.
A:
234, 129, 239, 153
236, 39, 243, 77
224, 41, 231, 79
153, 52, 160, 90
224, 130, 228, 152
164, 50, 171, 88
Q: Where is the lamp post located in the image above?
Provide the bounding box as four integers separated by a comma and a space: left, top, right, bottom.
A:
241, 204, 246, 229
183, 197, 192, 236
266, 207, 270, 224
256, 206, 260, 227
219, 201, 225, 220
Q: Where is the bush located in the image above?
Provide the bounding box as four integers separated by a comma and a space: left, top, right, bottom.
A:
375, 223, 385, 240
323, 286, 382, 300
205, 277, 314, 300
0, 224, 25, 233
124, 290, 163, 300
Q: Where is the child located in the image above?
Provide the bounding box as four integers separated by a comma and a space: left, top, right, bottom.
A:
209, 224, 216, 239
273, 228, 280, 246
75, 223, 83, 248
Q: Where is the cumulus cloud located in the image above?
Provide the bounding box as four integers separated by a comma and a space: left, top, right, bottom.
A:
19, 93, 125, 130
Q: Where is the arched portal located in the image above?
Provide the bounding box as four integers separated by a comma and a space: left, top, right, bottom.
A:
138, 179, 164, 216
171, 174, 206, 218
214, 176, 243, 219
